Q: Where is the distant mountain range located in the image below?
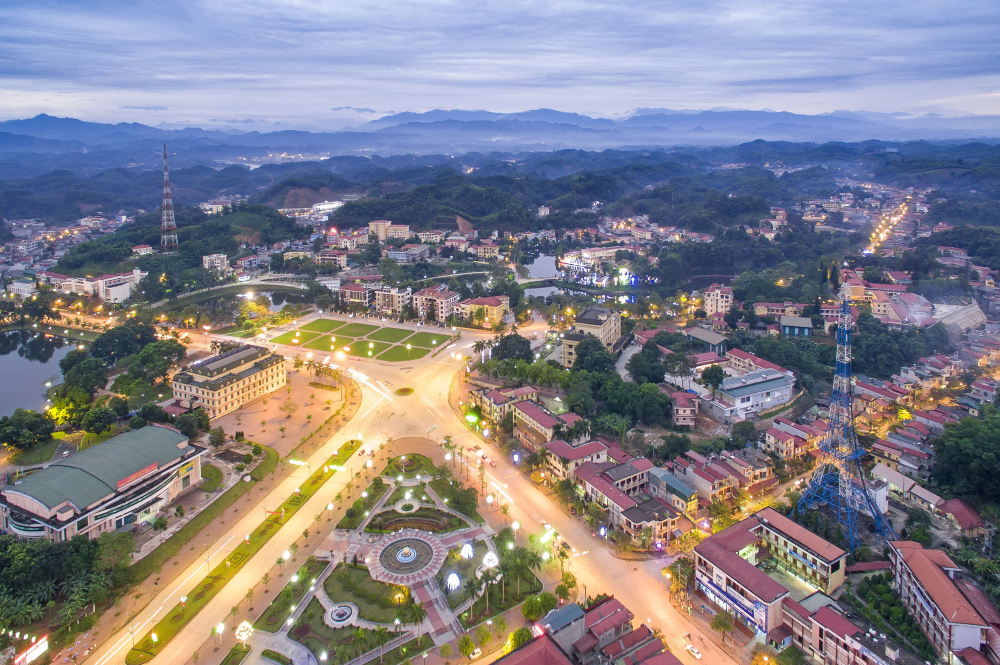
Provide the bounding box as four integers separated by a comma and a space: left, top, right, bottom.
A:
0, 108, 999, 179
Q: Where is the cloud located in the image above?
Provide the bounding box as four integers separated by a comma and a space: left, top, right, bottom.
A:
0, 0, 997, 126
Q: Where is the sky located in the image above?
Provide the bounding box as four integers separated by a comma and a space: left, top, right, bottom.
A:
1, 0, 998, 130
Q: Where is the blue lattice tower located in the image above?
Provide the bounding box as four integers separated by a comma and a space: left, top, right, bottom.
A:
160, 144, 178, 249
797, 285, 895, 551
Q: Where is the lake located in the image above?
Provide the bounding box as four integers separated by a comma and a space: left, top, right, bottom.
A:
0, 330, 75, 414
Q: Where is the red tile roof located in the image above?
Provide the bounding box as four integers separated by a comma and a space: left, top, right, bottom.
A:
695, 520, 787, 602
891, 541, 985, 627
544, 439, 608, 461
811, 606, 860, 639
756, 507, 846, 561
940, 498, 985, 531
513, 400, 561, 429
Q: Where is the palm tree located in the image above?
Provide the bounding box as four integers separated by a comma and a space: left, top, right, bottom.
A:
376, 625, 390, 663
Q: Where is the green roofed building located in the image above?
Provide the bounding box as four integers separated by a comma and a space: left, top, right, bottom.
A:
0, 425, 204, 541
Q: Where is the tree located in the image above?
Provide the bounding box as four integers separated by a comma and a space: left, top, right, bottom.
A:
439, 644, 453, 660
503, 628, 533, 655
0, 409, 54, 449
710, 610, 735, 644
208, 426, 226, 447
59, 349, 90, 375
932, 406, 1000, 502
572, 336, 614, 373
730, 421, 759, 446
81, 406, 116, 434
174, 410, 209, 439
662, 352, 694, 386
625, 349, 665, 384
457, 634, 476, 658
474, 624, 491, 646
491, 334, 532, 362
64, 357, 109, 395
701, 364, 725, 394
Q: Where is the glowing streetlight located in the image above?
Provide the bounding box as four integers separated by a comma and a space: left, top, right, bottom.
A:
446, 572, 461, 592
215, 622, 225, 644
235, 620, 253, 646
460, 543, 474, 560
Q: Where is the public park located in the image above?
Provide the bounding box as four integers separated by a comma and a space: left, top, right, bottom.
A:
267, 318, 453, 362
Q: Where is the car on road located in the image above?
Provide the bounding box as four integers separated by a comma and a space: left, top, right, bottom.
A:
61, 450, 71, 458
685, 644, 702, 659
468, 648, 482, 660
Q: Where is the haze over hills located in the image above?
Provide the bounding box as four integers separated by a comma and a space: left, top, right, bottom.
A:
0, 108, 999, 179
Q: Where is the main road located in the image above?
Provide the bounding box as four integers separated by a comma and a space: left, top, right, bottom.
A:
85, 316, 731, 665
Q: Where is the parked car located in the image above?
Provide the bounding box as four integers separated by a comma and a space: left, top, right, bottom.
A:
685, 645, 702, 659
468, 648, 482, 660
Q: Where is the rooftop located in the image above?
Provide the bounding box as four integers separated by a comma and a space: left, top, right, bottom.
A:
3, 426, 194, 511
891, 540, 985, 627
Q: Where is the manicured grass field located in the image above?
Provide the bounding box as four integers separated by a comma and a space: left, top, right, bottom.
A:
406, 331, 451, 347
302, 335, 332, 350
376, 345, 429, 362
270, 330, 321, 345
300, 318, 345, 333
323, 564, 408, 623
347, 341, 391, 358
336, 322, 380, 337
367, 327, 413, 343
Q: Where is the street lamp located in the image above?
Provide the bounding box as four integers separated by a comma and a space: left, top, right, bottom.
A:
215, 622, 225, 644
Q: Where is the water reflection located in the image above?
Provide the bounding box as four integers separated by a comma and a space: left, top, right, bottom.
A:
0, 329, 71, 363
0, 330, 73, 413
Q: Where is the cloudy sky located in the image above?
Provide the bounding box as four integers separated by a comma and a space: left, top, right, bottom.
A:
1, 0, 998, 129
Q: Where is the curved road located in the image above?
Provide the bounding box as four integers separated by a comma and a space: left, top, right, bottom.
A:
85, 316, 732, 665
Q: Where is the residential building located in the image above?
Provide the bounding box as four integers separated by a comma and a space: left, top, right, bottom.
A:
703, 284, 734, 317
416, 230, 445, 244
646, 467, 699, 516
561, 305, 623, 366
669, 391, 699, 427
368, 219, 411, 241
458, 295, 510, 328
753, 302, 808, 318
171, 345, 287, 418
471, 385, 538, 425
338, 283, 374, 308
0, 426, 204, 541
234, 255, 260, 272
201, 253, 231, 277
576, 458, 656, 529
511, 400, 584, 452
889, 540, 994, 661
132, 244, 154, 256
315, 249, 349, 269
412, 284, 460, 322
711, 369, 796, 420
726, 348, 793, 377
471, 243, 501, 260
373, 286, 411, 317
544, 439, 614, 481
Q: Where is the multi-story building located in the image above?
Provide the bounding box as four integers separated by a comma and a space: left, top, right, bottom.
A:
470, 243, 500, 260
132, 244, 154, 256
889, 540, 994, 661
338, 283, 374, 309
646, 467, 699, 516
711, 369, 795, 420
202, 253, 231, 277
753, 301, 809, 318
0, 426, 204, 541
416, 230, 445, 244
471, 385, 538, 425
457, 295, 510, 328
694, 508, 846, 636
543, 438, 614, 481
511, 400, 584, 452
725, 349, 793, 377
315, 249, 349, 269
704, 284, 734, 317
561, 306, 622, 367
412, 284, 460, 322
368, 220, 411, 241
5, 277, 37, 298
386, 244, 430, 264
172, 345, 287, 418
669, 391, 699, 427
373, 286, 411, 317
39, 268, 147, 303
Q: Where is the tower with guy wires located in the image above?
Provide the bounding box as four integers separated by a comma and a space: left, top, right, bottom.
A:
797, 283, 895, 551
160, 144, 178, 249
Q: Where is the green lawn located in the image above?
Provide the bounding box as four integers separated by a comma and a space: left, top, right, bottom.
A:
406, 332, 451, 348
255, 558, 328, 632
200, 464, 223, 492
270, 330, 321, 345
300, 319, 345, 333
377, 345, 429, 362
367, 327, 413, 343
437, 541, 489, 608
220, 645, 250, 665
337, 322, 380, 337
347, 341, 391, 358
302, 335, 333, 351
290, 598, 431, 665
365, 507, 467, 534
323, 564, 409, 623
383, 454, 437, 479
336, 478, 389, 530
328, 336, 356, 351
10, 438, 60, 465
